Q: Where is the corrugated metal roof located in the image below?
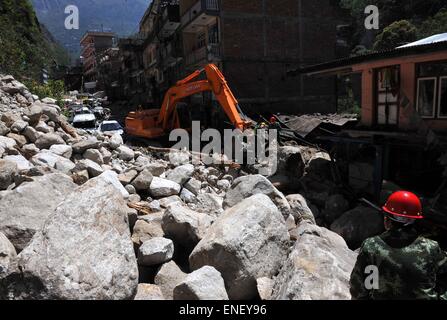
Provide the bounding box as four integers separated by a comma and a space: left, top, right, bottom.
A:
289, 34, 447, 76
398, 33, 447, 48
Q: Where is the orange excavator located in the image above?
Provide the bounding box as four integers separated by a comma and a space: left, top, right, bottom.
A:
125, 64, 253, 140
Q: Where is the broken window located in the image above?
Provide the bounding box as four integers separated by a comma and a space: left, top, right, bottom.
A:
439, 76, 447, 118
417, 77, 436, 118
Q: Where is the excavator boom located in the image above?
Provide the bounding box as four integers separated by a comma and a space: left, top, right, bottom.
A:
125, 64, 252, 140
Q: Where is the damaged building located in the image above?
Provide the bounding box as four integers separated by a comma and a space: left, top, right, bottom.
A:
290, 34, 447, 224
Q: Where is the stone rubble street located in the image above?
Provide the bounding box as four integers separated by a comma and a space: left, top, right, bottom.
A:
0, 74, 391, 300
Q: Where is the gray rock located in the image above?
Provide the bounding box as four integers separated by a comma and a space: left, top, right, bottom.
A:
41, 97, 57, 105
286, 194, 316, 224
145, 162, 166, 177
162, 204, 213, 250
134, 284, 165, 300
0, 160, 18, 190
0, 173, 77, 251
159, 195, 182, 208
72, 139, 100, 154
118, 145, 135, 161
306, 152, 332, 179
180, 188, 196, 203
96, 170, 130, 199
35, 121, 52, 133
3, 155, 33, 171
190, 194, 290, 300
257, 277, 274, 300
0, 232, 17, 279
184, 178, 201, 196
223, 174, 291, 219
83, 149, 104, 165
154, 261, 187, 300
77, 159, 104, 177
25, 104, 42, 125
196, 193, 224, 217
0, 121, 10, 136
0, 176, 138, 300
35, 133, 65, 150
100, 147, 112, 164
23, 126, 40, 143
330, 206, 384, 249
150, 177, 181, 198
0, 136, 17, 150
132, 219, 164, 250
132, 169, 154, 192
125, 184, 136, 194
10, 120, 27, 133
109, 133, 123, 150
174, 266, 229, 300
21, 144, 39, 158
49, 144, 72, 159
271, 223, 356, 300
118, 169, 138, 186
166, 164, 194, 185
138, 237, 174, 266
217, 179, 231, 190
7, 133, 27, 147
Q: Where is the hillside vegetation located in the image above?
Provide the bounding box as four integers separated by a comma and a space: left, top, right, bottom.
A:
0, 0, 69, 81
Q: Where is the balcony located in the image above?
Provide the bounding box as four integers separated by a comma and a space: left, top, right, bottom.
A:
159, 4, 181, 39
181, 0, 219, 33
185, 43, 221, 68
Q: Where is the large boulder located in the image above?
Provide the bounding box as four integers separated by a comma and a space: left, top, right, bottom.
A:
223, 175, 291, 219
154, 260, 187, 300
0, 173, 77, 251
0, 176, 138, 300
132, 218, 164, 250
323, 194, 350, 224
162, 204, 213, 250
271, 223, 357, 300
72, 139, 100, 154
0, 233, 17, 279
330, 205, 384, 249
3, 155, 33, 171
150, 177, 181, 198
190, 194, 290, 300
173, 266, 228, 300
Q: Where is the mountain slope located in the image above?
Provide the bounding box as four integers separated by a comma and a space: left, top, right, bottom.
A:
0, 0, 69, 80
31, 0, 152, 59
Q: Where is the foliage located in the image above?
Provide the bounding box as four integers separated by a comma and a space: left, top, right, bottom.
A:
25, 80, 65, 102
373, 20, 418, 51
419, 9, 447, 38
0, 0, 69, 81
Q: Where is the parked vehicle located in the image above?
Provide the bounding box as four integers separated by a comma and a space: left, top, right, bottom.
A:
98, 120, 124, 135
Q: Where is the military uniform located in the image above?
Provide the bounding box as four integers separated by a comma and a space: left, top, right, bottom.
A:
350, 226, 447, 300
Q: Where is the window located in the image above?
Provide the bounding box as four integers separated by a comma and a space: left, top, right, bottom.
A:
416, 77, 437, 118
439, 77, 447, 118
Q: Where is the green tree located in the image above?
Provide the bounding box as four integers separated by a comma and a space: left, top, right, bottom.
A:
419, 9, 447, 38
373, 20, 418, 51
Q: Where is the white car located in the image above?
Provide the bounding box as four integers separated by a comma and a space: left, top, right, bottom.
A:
98, 120, 124, 135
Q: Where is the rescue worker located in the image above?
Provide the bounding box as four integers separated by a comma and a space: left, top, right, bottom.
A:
350, 191, 447, 300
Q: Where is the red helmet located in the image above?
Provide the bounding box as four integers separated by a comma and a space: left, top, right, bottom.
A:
269, 116, 277, 124
382, 191, 423, 220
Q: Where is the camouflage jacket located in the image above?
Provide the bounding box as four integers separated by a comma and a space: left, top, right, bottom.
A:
350, 227, 447, 300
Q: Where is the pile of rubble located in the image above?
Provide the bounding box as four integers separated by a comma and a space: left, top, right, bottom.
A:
0, 74, 384, 300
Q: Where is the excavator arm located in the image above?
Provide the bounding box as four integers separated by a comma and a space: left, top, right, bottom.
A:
157, 64, 252, 132
125, 64, 252, 140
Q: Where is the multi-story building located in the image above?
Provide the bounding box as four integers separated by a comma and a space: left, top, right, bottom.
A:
179, 0, 347, 115
140, 1, 182, 105
138, 0, 347, 115
80, 31, 116, 84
